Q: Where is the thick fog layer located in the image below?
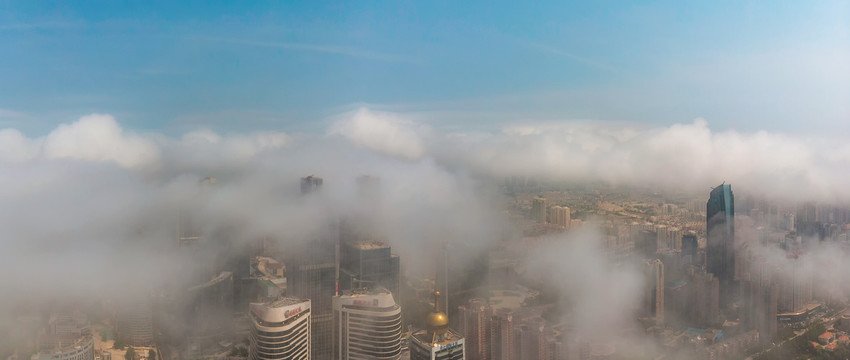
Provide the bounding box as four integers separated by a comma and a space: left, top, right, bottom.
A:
0, 113, 504, 307
2, 110, 849, 359
335, 107, 850, 202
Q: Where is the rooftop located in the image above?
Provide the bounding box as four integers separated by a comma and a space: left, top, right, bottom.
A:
342, 287, 391, 297
269, 297, 307, 308
353, 240, 390, 250
411, 328, 463, 348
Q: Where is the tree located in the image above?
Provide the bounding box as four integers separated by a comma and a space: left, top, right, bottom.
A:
148, 349, 156, 360
125, 346, 135, 360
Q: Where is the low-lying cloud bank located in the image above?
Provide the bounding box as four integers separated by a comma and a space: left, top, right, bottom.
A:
0, 108, 847, 356
331, 108, 850, 202
3, 109, 848, 203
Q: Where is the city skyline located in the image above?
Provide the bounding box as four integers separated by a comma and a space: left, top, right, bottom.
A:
2, 2, 849, 360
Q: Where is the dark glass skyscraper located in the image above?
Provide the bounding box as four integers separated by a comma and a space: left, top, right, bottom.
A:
681, 232, 699, 265
301, 175, 324, 194
339, 240, 400, 297
706, 184, 735, 308
287, 238, 336, 360
288, 176, 336, 360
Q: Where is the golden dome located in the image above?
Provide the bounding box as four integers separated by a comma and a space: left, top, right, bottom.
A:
425, 290, 449, 335
426, 311, 449, 329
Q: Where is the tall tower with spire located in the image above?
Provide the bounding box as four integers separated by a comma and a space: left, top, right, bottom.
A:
707, 183, 736, 309
410, 290, 465, 360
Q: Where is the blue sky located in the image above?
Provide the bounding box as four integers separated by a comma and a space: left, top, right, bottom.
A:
1, 1, 848, 135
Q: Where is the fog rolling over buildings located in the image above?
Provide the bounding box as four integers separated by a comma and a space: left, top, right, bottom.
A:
1, 2, 849, 360
2, 115, 850, 360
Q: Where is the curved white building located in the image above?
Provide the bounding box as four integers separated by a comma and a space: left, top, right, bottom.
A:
332, 288, 402, 360
117, 306, 153, 347
32, 312, 95, 360
31, 335, 94, 360
249, 298, 311, 360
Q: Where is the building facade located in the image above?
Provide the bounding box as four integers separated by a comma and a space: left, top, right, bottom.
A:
339, 240, 400, 298
332, 288, 402, 360
249, 298, 311, 360
643, 259, 665, 326
548, 206, 570, 229
410, 291, 465, 360
287, 256, 335, 360
531, 198, 547, 224
681, 232, 698, 264
32, 312, 94, 360
117, 306, 153, 347
707, 184, 735, 308
489, 309, 513, 360
287, 217, 339, 360
457, 299, 490, 360
31, 336, 94, 360
301, 176, 324, 195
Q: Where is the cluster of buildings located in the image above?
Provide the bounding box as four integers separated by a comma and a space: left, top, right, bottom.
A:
245, 175, 466, 360
530, 197, 571, 229
523, 183, 850, 359
457, 299, 568, 360
21, 175, 850, 360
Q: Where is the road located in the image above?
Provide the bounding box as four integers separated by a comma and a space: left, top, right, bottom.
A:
746, 307, 847, 360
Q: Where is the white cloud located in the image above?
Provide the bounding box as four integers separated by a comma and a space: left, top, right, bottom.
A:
329, 107, 430, 161
220, 131, 291, 160
1, 108, 848, 204
0, 115, 293, 171
172, 129, 291, 169
181, 129, 223, 145
42, 114, 160, 168
0, 129, 41, 163
427, 115, 850, 201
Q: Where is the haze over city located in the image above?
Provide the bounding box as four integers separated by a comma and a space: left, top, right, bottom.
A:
1, 2, 849, 360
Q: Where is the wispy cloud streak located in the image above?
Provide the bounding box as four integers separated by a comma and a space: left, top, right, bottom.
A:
0, 21, 84, 31
186, 36, 417, 63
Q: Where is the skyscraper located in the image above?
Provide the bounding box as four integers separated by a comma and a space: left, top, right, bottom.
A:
338, 239, 400, 297
742, 257, 778, 344
531, 197, 547, 224
489, 309, 514, 360
301, 175, 324, 195
287, 252, 336, 360
707, 184, 735, 308
643, 259, 665, 326
458, 298, 491, 360
249, 298, 311, 360
185, 271, 235, 355
332, 287, 402, 360
548, 206, 570, 229
289, 176, 337, 360
681, 232, 698, 264
436, 242, 488, 324
410, 291, 465, 360
117, 305, 153, 347
177, 177, 216, 248
32, 312, 95, 360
